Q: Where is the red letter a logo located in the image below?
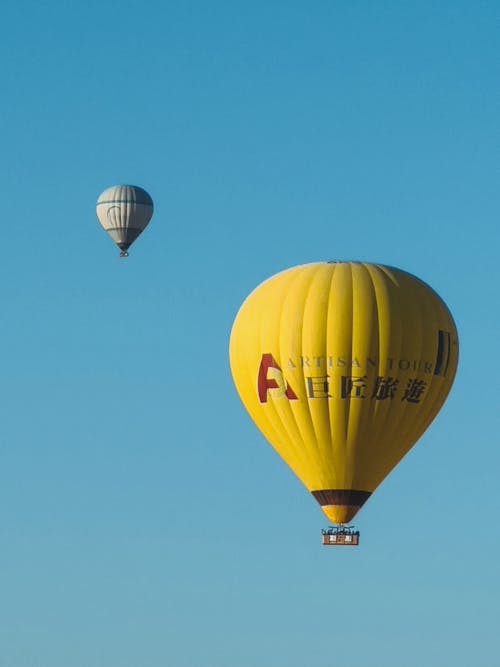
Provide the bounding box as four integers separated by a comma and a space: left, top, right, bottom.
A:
257, 354, 298, 403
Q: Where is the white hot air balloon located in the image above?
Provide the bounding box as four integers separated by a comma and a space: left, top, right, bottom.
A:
96, 185, 154, 257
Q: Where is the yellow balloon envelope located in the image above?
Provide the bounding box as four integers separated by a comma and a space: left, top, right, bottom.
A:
229, 262, 458, 524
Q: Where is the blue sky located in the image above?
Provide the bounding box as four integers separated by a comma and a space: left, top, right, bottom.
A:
0, 1, 499, 665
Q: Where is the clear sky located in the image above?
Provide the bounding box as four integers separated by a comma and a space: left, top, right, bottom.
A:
0, 1, 499, 666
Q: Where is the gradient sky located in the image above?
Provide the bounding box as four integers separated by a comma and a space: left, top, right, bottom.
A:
1, 1, 499, 666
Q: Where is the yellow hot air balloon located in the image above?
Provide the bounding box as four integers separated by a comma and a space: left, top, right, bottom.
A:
229, 262, 458, 540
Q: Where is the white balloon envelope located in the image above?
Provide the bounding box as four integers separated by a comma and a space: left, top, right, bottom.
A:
96, 185, 154, 257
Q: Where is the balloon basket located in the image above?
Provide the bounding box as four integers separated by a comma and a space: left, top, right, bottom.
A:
119, 251, 129, 258
321, 525, 360, 546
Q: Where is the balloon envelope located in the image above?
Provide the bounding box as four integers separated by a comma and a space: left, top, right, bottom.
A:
96, 185, 153, 255
229, 262, 458, 524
